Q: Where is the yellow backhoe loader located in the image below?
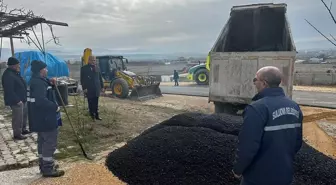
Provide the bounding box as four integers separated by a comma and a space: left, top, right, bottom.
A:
81, 48, 162, 101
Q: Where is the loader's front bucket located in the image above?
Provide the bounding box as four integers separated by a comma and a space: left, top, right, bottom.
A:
129, 82, 162, 101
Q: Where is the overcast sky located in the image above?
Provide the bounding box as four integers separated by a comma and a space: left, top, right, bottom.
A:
3, 0, 336, 54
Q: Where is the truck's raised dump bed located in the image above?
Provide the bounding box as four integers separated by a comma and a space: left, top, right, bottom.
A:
209, 3, 296, 109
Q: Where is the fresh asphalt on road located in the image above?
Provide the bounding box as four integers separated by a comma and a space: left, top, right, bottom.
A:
159, 85, 336, 109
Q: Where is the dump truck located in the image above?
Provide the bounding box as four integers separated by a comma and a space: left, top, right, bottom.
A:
208, 3, 296, 114
81, 48, 162, 101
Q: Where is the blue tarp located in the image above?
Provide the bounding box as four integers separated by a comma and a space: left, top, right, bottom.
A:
14, 51, 69, 84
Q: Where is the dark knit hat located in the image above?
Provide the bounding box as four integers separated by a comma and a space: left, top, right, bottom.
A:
7, 57, 19, 66
31, 60, 47, 73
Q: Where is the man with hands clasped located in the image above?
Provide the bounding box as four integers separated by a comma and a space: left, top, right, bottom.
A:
1, 57, 31, 140
80, 55, 104, 121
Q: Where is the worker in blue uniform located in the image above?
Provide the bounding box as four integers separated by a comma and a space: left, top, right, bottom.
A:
233, 66, 303, 185
173, 70, 179, 86
27, 60, 65, 177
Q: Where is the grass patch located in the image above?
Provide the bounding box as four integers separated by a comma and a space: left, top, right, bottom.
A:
56, 96, 185, 161
0, 91, 190, 162
57, 95, 120, 160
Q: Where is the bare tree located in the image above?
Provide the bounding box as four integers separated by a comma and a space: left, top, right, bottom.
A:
0, 0, 63, 52
306, 0, 336, 47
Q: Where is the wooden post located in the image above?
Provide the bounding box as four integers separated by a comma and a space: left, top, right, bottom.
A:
10, 37, 14, 57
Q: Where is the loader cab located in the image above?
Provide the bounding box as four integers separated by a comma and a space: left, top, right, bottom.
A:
96, 55, 128, 81
123, 58, 129, 70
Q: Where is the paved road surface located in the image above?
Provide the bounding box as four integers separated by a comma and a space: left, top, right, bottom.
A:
68, 63, 187, 80
160, 86, 336, 109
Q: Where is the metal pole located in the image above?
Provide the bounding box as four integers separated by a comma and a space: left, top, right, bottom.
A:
32, 29, 43, 52
10, 37, 14, 57
40, 24, 45, 54
40, 24, 46, 62
26, 35, 43, 51
0, 37, 2, 59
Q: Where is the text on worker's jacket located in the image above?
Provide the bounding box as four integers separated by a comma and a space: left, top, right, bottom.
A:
272, 107, 300, 120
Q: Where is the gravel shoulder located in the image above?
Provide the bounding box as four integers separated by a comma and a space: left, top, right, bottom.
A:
294, 85, 336, 93
303, 121, 336, 159
30, 162, 125, 185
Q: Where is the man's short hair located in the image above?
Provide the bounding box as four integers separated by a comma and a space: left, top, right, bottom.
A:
258, 67, 283, 88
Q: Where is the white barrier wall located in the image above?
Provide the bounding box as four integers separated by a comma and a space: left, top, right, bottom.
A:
294, 63, 336, 73
67, 63, 336, 86
294, 73, 336, 85
293, 64, 336, 85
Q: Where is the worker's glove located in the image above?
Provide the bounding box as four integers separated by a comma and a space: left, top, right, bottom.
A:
56, 107, 61, 112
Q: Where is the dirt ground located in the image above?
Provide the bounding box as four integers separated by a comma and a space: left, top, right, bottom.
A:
31, 162, 126, 185
55, 95, 187, 160
160, 82, 336, 93
29, 94, 336, 185
294, 85, 336, 93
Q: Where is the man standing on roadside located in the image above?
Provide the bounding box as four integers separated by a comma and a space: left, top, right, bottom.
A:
28, 60, 64, 177
173, 70, 179, 86
232, 66, 303, 185
80, 55, 104, 121
1, 57, 31, 140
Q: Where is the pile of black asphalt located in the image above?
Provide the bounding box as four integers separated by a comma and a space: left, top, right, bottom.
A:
293, 142, 336, 185
105, 112, 336, 185
139, 112, 243, 137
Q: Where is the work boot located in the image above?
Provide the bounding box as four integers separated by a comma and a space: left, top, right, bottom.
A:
39, 163, 60, 174
95, 113, 102, 121
42, 168, 65, 177
13, 135, 27, 140
22, 130, 32, 135
55, 164, 59, 169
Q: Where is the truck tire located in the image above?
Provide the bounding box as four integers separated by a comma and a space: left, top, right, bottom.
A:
214, 102, 238, 115
195, 69, 209, 85
111, 78, 129, 99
